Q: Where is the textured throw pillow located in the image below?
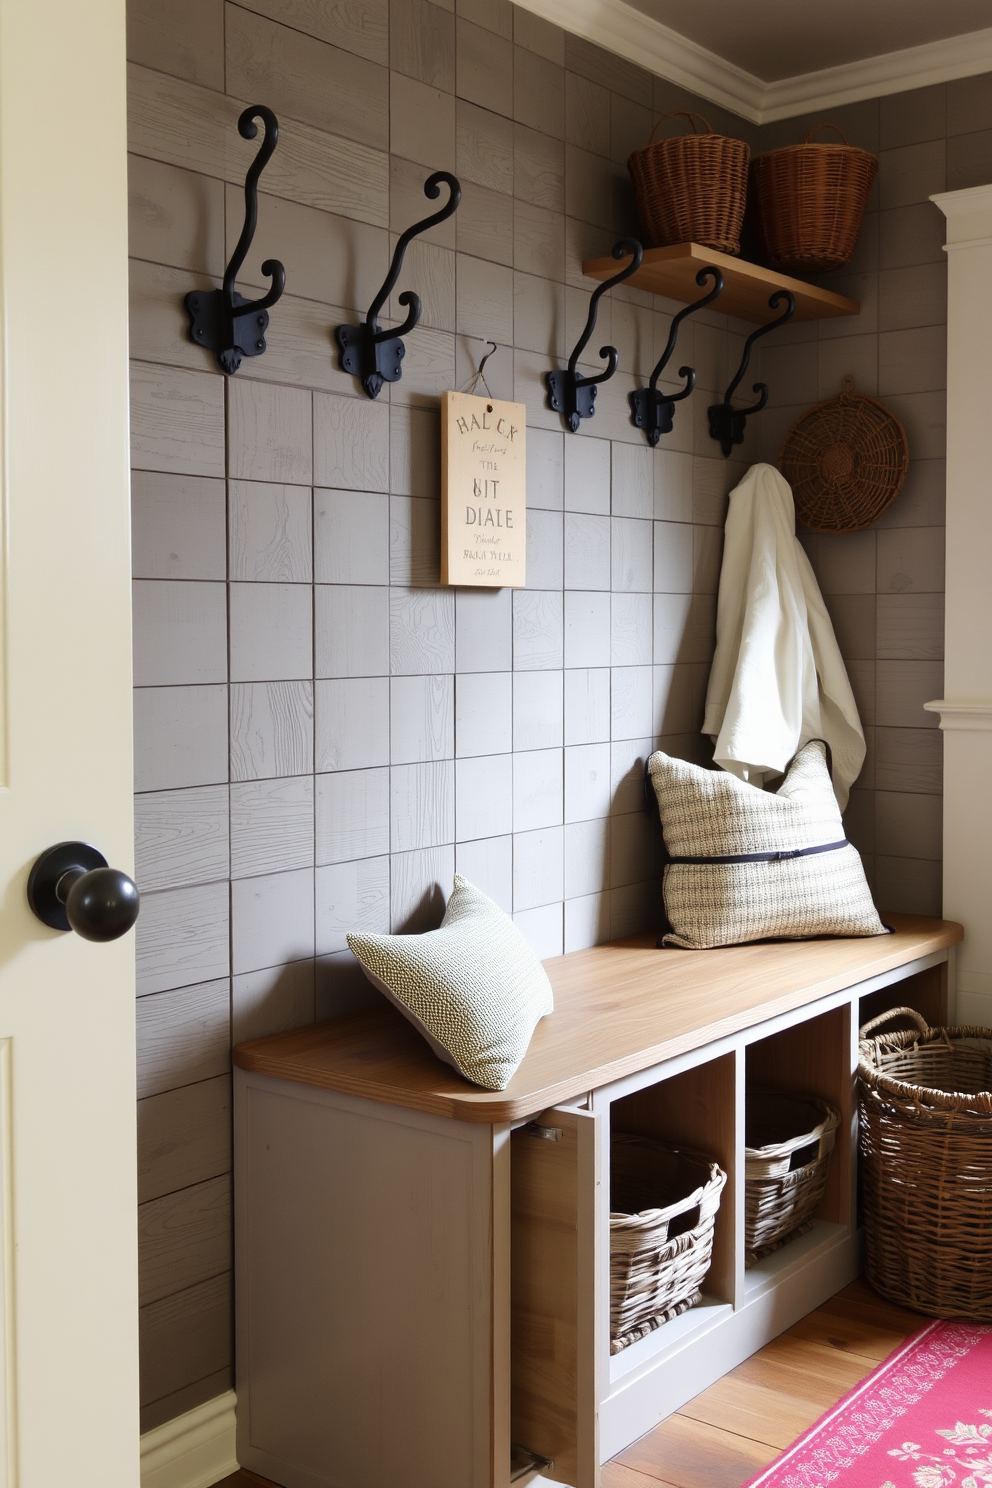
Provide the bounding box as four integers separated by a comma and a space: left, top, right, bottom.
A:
647, 741, 886, 950
346, 876, 554, 1091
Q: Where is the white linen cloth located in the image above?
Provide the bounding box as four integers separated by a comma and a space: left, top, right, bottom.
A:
701, 462, 864, 811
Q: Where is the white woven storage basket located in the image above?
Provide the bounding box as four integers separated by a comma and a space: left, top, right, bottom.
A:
744, 1092, 839, 1264
610, 1135, 726, 1353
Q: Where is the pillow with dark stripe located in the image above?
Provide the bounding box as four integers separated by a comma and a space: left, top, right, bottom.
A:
647, 741, 885, 949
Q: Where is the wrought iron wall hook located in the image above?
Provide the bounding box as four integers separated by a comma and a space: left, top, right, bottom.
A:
546, 237, 643, 432
185, 105, 286, 375
630, 266, 724, 446
336, 170, 461, 399
477, 341, 497, 378
708, 290, 796, 457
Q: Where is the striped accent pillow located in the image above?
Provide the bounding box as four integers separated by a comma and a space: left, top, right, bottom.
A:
347, 876, 554, 1091
647, 741, 885, 949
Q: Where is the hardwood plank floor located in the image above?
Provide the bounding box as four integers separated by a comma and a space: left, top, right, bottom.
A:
609, 1279, 923, 1488
216, 1280, 925, 1488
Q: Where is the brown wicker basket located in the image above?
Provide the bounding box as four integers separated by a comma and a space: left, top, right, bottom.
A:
779, 378, 909, 533
745, 1092, 840, 1264
751, 125, 878, 274
859, 1007, 992, 1321
610, 1134, 726, 1353
628, 111, 750, 255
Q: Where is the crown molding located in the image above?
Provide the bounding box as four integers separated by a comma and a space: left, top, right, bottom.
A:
923, 701, 992, 731
513, 0, 992, 125
761, 26, 992, 122
514, 0, 766, 121
932, 183, 992, 219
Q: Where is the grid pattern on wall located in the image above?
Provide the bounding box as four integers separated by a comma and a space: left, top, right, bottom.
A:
127, 0, 765, 1430
126, 0, 973, 1436
755, 77, 992, 916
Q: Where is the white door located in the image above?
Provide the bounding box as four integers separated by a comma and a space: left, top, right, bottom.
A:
0, 0, 139, 1482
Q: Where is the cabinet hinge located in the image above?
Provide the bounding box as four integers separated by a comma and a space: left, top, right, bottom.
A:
511, 1443, 554, 1481
523, 1121, 563, 1142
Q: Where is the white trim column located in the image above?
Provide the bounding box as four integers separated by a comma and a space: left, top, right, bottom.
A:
929, 184, 992, 1025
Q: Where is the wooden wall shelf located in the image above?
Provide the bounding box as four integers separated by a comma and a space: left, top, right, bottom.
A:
581, 242, 860, 325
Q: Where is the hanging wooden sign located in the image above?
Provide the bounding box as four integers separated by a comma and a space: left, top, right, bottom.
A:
440, 390, 527, 587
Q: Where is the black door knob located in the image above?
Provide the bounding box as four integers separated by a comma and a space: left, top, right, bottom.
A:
27, 842, 140, 942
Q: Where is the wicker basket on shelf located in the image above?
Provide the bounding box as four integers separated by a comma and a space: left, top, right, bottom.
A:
610, 1135, 726, 1354
628, 112, 750, 255
745, 1093, 840, 1264
751, 125, 878, 274
859, 1007, 992, 1320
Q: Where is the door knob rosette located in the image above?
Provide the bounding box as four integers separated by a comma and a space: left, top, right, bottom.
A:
27, 842, 140, 942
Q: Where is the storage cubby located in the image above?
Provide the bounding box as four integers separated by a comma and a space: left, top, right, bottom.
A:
234, 917, 960, 1488
745, 1004, 854, 1230
610, 1054, 737, 1307
858, 962, 948, 1036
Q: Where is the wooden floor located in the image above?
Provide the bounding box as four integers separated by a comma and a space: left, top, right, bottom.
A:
217, 1279, 924, 1488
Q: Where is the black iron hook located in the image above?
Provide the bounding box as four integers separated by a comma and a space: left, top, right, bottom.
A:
707, 290, 796, 457
336, 170, 462, 398
477, 341, 497, 378
630, 266, 724, 447
546, 237, 643, 432
185, 105, 286, 375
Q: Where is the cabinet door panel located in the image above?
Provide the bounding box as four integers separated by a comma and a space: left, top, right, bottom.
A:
511, 1107, 600, 1488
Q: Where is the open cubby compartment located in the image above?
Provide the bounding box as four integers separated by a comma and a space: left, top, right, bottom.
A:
743, 1003, 854, 1297
507, 939, 955, 1478
857, 960, 948, 1037
606, 1053, 737, 1382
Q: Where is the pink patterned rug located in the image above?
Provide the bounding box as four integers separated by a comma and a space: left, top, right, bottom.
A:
741, 1320, 992, 1488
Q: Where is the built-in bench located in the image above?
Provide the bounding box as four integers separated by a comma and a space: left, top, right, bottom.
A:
233, 913, 961, 1488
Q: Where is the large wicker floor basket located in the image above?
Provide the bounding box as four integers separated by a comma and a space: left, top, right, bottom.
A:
859, 1007, 992, 1320
745, 1092, 840, 1263
610, 1134, 726, 1354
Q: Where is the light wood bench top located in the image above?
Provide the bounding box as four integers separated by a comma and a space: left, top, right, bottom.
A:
233, 914, 962, 1122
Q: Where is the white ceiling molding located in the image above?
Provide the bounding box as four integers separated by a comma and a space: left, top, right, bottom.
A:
514, 0, 992, 125
762, 26, 992, 121
515, 0, 765, 120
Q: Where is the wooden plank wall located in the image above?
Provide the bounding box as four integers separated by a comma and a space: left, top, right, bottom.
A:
126, 0, 951, 1435
125, 0, 761, 1430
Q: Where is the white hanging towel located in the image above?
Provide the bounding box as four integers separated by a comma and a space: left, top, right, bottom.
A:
701, 462, 864, 811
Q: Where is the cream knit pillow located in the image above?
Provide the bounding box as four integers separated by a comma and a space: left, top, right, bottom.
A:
346, 876, 554, 1091
647, 741, 886, 950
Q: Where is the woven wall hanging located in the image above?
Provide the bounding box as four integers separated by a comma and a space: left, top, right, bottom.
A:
778, 377, 909, 533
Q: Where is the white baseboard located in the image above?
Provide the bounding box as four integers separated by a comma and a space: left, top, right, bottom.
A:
140, 1391, 238, 1488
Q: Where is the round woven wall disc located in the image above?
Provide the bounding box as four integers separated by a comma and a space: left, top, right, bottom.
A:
778, 379, 909, 534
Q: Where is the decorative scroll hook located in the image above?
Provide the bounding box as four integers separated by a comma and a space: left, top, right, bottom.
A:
546, 237, 643, 432
707, 290, 796, 457
478, 341, 497, 378
336, 170, 461, 398
630, 266, 724, 447
185, 105, 286, 375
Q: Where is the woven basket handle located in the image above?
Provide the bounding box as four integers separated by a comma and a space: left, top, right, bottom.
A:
803, 123, 851, 146
648, 110, 712, 145
859, 1006, 930, 1039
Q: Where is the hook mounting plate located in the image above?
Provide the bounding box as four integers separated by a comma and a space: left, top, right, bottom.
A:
707, 402, 750, 457
546, 370, 596, 433
186, 290, 270, 377
335, 324, 405, 401
629, 387, 676, 446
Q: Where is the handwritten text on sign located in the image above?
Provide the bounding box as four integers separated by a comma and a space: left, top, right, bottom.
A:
441, 390, 527, 587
